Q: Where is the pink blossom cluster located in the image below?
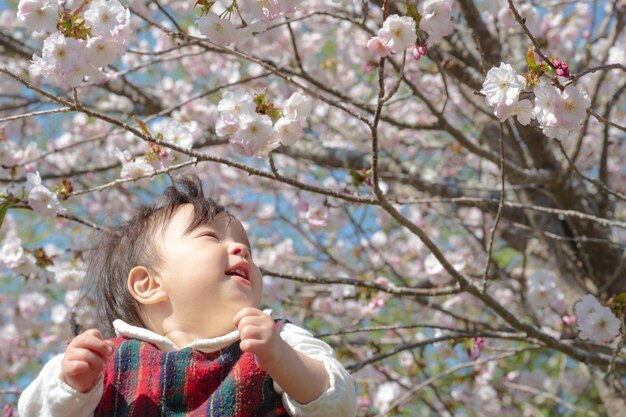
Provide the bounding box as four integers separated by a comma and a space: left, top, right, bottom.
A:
481, 62, 590, 138
367, 15, 416, 58
21, 0, 130, 87
216, 90, 311, 157
534, 79, 590, 140
196, 0, 302, 46
367, 1, 452, 58
113, 117, 194, 180
574, 294, 621, 343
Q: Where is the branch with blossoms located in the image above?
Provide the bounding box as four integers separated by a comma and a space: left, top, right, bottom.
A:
2, 2, 626, 415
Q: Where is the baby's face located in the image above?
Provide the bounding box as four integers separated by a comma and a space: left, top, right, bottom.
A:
155, 205, 263, 336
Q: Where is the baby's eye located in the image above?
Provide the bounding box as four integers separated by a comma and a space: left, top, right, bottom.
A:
201, 233, 219, 240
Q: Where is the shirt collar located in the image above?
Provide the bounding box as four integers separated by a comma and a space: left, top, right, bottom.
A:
112, 309, 272, 354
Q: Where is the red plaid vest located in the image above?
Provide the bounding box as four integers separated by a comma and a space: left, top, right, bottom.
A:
94, 323, 289, 417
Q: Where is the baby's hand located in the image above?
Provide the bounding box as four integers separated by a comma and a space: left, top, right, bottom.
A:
234, 307, 287, 372
60, 329, 115, 393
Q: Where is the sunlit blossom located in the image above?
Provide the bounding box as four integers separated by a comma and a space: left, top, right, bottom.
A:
378, 14, 416, 53
481, 62, 525, 106
419, 0, 453, 44
17, 0, 59, 32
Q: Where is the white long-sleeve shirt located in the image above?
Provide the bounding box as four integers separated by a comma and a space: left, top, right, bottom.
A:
18, 319, 357, 417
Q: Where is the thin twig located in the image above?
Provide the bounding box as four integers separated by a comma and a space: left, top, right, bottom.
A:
482, 123, 505, 293
0, 106, 72, 123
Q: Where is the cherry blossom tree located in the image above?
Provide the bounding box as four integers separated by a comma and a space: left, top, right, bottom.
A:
1, 0, 625, 416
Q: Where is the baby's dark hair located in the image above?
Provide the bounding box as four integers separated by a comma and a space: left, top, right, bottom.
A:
79, 176, 226, 337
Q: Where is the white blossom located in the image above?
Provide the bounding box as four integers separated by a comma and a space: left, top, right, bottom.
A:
217, 90, 257, 118
85, 36, 126, 67
283, 92, 311, 121
574, 294, 602, 327
419, 0, 453, 44
481, 62, 525, 106
215, 113, 239, 138
17, 0, 59, 32
115, 148, 155, 179
555, 85, 590, 130
231, 113, 273, 157
153, 118, 194, 150
378, 14, 416, 52
197, 12, 238, 46
493, 99, 534, 125
41, 32, 81, 72
534, 80, 590, 140
578, 307, 621, 343
1, 237, 25, 269
27, 171, 62, 217
274, 118, 302, 146
575, 294, 621, 343
84, 0, 129, 37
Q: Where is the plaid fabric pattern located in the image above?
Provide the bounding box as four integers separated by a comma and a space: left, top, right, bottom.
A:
94, 321, 289, 417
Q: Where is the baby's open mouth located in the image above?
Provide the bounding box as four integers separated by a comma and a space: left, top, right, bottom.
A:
226, 264, 249, 281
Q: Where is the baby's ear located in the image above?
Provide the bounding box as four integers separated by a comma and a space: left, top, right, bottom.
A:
127, 266, 168, 305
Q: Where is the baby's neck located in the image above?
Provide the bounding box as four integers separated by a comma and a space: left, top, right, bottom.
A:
157, 319, 236, 349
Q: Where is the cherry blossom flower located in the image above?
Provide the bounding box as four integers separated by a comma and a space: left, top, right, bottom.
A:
574, 294, 602, 327
215, 112, 239, 137
534, 80, 590, 139
41, 32, 82, 72
153, 118, 194, 150
85, 37, 126, 67
231, 113, 274, 157
27, 171, 62, 217
17, 0, 59, 32
578, 307, 621, 343
493, 99, 534, 125
0, 237, 25, 269
555, 85, 590, 129
419, 0, 453, 44
197, 12, 238, 46
115, 148, 155, 179
481, 62, 525, 106
378, 14, 416, 53
367, 36, 392, 57
84, 0, 129, 37
217, 90, 257, 118
274, 118, 302, 146
575, 294, 621, 343
283, 92, 312, 121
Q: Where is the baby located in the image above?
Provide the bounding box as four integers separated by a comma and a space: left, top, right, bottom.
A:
18, 177, 356, 417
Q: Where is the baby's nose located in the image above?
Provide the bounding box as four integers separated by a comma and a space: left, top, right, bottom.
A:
229, 242, 250, 259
